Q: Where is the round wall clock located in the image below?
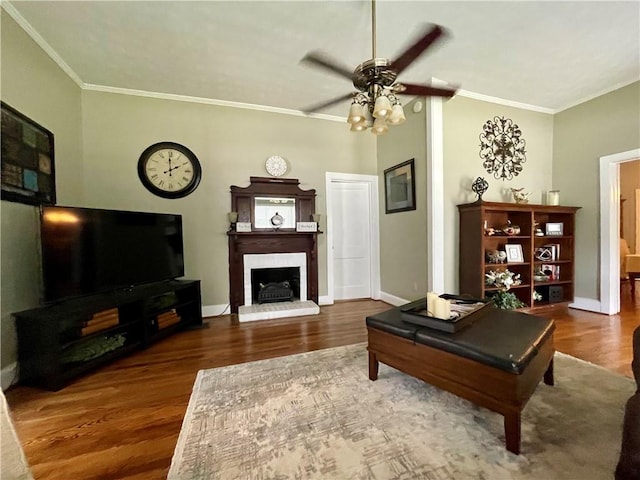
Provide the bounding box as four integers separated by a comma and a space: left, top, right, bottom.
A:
137, 142, 202, 199
265, 155, 288, 177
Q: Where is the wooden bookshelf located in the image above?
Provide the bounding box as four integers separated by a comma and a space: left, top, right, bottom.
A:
457, 200, 580, 314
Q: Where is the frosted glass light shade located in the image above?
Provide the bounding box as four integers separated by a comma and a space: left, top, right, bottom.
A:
388, 104, 406, 125
350, 122, 366, 132
373, 94, 392, 118
362, 107, 374, 127
371, 116, 388, 135
347, 102, 365, 124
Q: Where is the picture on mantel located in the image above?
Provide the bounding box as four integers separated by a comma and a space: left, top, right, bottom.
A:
479, 116, 526, 181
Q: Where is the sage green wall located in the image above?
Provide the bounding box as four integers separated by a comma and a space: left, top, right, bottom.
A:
80, 90, 377, 306
553, 81, 640, 300
377, 99, 427, 301
443, 96, 554, 293
1, 13, 83, 384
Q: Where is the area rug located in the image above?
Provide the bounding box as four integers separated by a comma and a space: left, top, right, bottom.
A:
168, 344, 635, 480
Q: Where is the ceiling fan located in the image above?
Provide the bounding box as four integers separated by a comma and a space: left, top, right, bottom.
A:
300, 0, 458, 134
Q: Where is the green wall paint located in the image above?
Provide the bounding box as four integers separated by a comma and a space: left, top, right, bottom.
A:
553, 81, 640, 299
79, 91, 376, 307
443, 96, 554, 293
377, 98, 427, 301
1, 13, 83, 386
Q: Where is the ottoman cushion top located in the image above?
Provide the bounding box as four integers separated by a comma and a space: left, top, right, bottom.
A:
367, 307, 554, 375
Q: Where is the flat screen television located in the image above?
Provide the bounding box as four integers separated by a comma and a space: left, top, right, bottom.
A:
40, 206, 184, 303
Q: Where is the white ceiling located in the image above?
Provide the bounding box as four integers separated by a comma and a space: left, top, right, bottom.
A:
5, 1, 640, 117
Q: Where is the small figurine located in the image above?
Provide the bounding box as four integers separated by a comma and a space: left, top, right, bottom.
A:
472, 177, 489, 201
486, 250, 507, 264
511, 188, 530, 204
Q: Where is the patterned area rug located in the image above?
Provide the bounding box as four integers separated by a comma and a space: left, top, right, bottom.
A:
168, 344, 635, 480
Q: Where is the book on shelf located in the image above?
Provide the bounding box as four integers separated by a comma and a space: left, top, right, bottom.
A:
541, 264, 560, 281
544, 243, 561, 261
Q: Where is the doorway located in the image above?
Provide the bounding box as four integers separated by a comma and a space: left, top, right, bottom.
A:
325, 172, 380, 302
600, 148, 640, 314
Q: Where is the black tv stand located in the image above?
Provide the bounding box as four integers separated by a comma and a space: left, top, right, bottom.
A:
14, 279, 202, 391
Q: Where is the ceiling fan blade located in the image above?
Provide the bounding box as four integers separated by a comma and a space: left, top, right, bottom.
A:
301, 92, 355, 114
395, 83, 457, 98
390, 24, 446, 75
300, 51, 355, 81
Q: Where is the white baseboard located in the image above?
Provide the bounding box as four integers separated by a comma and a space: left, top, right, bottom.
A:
201, 303, 231, 318
318, 295, 333, 306
1, 363, 18, 391
379, 291, 409, 307
569, 297, 603, 314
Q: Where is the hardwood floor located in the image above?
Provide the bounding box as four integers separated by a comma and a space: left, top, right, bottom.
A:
5, 291, 638, 480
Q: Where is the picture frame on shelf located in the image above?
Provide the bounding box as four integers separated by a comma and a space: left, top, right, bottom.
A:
505, 244, 525, 263
545, 222, 564, 235
384, 158, 415, 214
1, 102, 56, 206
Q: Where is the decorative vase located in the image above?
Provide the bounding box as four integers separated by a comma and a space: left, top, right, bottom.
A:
547, 190, 560, 206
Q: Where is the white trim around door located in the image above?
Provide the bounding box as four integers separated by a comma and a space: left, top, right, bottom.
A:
599, 148, 640, 314
325, 172, 381, 304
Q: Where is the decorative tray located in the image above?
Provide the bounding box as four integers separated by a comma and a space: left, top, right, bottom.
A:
400, 294, 491, 333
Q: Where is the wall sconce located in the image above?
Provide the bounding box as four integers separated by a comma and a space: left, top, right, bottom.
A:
227, 211, 238, 230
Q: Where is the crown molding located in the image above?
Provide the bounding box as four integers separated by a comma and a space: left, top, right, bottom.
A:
456, 89, 556, 114
82, 84, 345, 123
554, 77, 640, 113
2, 1, 84, 88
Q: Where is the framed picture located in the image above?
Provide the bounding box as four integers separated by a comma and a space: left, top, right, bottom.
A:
384, 158, 416, 214
505, 244, 524, 263
1, 102, 56, 206
545, 222, 564, 235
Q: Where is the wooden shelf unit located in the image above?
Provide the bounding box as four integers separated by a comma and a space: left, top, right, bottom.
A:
14, 279, 202, 390
457, 201, 580, 314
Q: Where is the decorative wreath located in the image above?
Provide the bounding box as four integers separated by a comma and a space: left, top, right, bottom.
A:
479, 116, 526, 181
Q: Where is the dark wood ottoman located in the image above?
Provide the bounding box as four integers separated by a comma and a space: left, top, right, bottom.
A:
366, 306, 555, 454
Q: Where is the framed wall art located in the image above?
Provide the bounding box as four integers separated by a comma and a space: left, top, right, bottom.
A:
1, 102, 56, 206
384, 158, 415, 214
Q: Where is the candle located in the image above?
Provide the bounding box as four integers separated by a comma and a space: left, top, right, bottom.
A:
426, 292, 438, 316
434, 298, 451, 320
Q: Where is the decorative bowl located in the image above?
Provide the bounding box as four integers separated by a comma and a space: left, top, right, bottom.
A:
534, 274, 549, 282
502, 224, 521, 236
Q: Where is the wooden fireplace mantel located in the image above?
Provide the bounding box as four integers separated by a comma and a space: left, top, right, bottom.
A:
227, 231, 320, 313
228, 177, 319, 313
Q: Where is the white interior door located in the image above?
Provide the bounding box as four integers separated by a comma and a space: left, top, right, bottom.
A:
331, 181, 372, 300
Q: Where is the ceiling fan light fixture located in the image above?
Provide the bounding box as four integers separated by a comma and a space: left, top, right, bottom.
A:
388, 103, 406, 125
373, 94, 392, 118
371, 116, 388, 135
347, 98, 366, 124
350, 121, 367, 132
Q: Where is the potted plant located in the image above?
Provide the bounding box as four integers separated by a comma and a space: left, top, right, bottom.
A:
485, 269, 525, 310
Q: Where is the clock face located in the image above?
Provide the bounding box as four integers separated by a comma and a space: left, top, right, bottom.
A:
265, 156, 287, 177
137, 142, 202, 199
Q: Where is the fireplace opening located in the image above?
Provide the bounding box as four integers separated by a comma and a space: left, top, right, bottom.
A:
251, 267, 300, 304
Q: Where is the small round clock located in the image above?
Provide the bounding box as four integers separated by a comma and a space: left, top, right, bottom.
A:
137, 142, 202, 199
265, 155, 288, 177
270, 212, 284, 229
